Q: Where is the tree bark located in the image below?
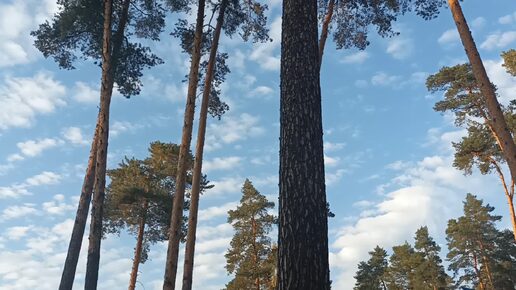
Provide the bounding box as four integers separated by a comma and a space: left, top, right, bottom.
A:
84, 0, 131, 288
473, 253, 485, 290
180, 1, 227, 290
163, 0, 206, 289
58, 122, 99, 290
448, 0, 516, 182
251, 217, 260, 290
128, 200, 148, 290
318, 0, 335, 67
489, 158, 516, 241
279, 0, 330, 289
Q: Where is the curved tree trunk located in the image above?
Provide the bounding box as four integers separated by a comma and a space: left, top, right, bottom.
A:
180, 1, 228, 290
128, 200, 148, 290
58, 123, 99, 290
84, 0, 131, 288
163, 0, 206, 289
448, 0, 516, 182
279, 0, 330, 289
318, 0, 335, 68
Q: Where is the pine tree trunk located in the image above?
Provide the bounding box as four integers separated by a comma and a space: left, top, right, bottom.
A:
84, 0, 130, 288
448, 0, 516, 183
508, 195, 516, 241
251, 218, 260, 290
473, 253, 485, 290
58, 123, 99, 290
318, 0, 335, 67
279, 0, 330, 289
163, 0, 206, 289
180, 1, 227, 290
128, 200, 148, 290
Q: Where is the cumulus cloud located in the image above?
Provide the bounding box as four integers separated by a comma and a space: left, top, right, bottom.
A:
249, 16, 281, 71
73, 82, 99, 104
498, 12, 516, 25
203, 157, 242, 172
340, 51, 370, 64
371, 72, 402, 86
484, 58, 516, 104
0, 72, 66, 130
437, 29, 459, 45
0, 171, 62, 199
1, 204, 38, 220
480, 31, 516, 50
62, 127, 89, 146
386, 35, 414, 60
205, 113, 265, 151
17, 138, 63, 157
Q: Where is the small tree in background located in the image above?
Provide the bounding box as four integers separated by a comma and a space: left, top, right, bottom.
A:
413, 227, 450, 289
354, 246, 388, 290
224, 179, 276, 290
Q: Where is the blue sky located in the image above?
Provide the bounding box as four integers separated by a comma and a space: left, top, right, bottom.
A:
0, 0, 515, 289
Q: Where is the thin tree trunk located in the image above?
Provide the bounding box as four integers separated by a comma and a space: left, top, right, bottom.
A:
84, 0, 131, 288
508, 195, 516, 241
279, 0, 330, 289
251, 217, 260, 290
59, 123, 99, 290
473, 253, 485, 290
489, 158, 516, 241
180, 1, 228, 290
128, 200, 148, 290
478, 241, 495, 289
318, 0, 335, 67
163, 0, 206, 289
448, 0, 516, 182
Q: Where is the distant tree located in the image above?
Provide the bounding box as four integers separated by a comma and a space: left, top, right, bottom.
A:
445, 0, 516, 198
490, 229, 516, 289
446, 194, 500, 290
224, 179, 276, 290
412, 227, 450, 290
384, 242, 418, 290
501, 49, 516, 77
31, 0, 184, 288
427, 64, 516, 240
103, 142, 194, 290
354, 246, 388, 290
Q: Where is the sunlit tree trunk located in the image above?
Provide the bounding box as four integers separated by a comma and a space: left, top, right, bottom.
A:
59, 124, 99, 290
180, 1, 228, 290
163, 0, 206, 289
128, 200, 148, 290
279, 0, 330, 288
84, 0, 131, 288
318, 0, 335, 67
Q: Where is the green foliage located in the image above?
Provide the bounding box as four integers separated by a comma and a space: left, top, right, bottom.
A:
501, 49, 516, 77
412, 226, 450, 289
319, 0, 445, 50
354, 246, 388, 290
446, 194, 501, 289
224, 179, 276, 290
102, 142, 197, 264
30, 0, 185, 97
384, 242, 418, 289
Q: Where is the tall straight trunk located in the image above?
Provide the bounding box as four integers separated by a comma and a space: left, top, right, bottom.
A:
448, 0, 516, 182
251, 218, 260, 290
163, 0, 206, 289
318, 0, 335, 67
279, 0, 330, 289
473, 253, 485, 290
508, 195, 516, 241
59, 123, 99, 290
84, 0, 131, 288
128, 200, 148, 290
180, 1, 227, 290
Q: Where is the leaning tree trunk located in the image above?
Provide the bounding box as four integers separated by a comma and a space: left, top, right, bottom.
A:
448, 0, 516, 182
318, 0, 335, 67
163, 0, 206, 289
180, 1, 228, 290
128, 200, 148, 290
58, 122, 99, 290
84, 0, 131, 289
279, 0, 330, 289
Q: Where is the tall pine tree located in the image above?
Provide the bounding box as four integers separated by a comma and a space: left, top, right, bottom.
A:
354, 246, 388, 290
413, 227, 450, 290
224, 179, 276, 290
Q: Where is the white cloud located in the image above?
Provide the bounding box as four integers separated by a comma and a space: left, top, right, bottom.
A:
198, 202, 239, 222
386, 36, 414, 60
6, 226, 32, 240
437, 29, 459, 45
1, 204, 38, 220
498, 12, 516, 25
6, 154, 24, 162
203, 157, 242, 172
206, 177, 243, 197
0, 72, 66, 130
205, 113, 265, 151
340, 51, 369, 64
480, 31, 516, 50
25, 171, 61, 186
484, 58, 516, 105
42, 194, 75, 215
324, 142, 346, 152
73, 82, 98, 104
110, 121, 143, 137
17, 138, 62, 157
471, 17, 486, 29
62, 127, 89, 145
249, 86, 274, 98
249, 16, 281, 71
371, 72, 402, 86
324, 155, 340, 167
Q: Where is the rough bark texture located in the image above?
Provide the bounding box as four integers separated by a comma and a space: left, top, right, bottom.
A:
128, 200, 148, 290
318, 0, 335, 67
279, 0, 330, 289
59, 124, 99, 290
448, 0, 516, 183
84, 0, 130, 288
163, 0, 206, 288
180, 1, 227, 290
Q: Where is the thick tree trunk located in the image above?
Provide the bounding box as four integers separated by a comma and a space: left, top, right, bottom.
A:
163, 0, 206, 289
318, 0, 335, 67
279, 0, 330, 289
58, 123, 99, 290
128, 200, 148, 290
448, 0, 516, 182
84, 0, 130, 289
180, 1, 227, 290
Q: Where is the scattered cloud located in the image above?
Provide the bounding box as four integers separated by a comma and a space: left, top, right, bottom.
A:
371, 72, 402, 86
480, 31, 516, 50
249, 16, 281, 71
62, 127, 89, 146
17, 138, 63, 157
437, 29, 460, 45
386, 35, 414, 60
0, 171, 62, 199
110, 121, 144, 137
205, 113, 265, 151
340, 51, 370, 64
498, 12, 516, 25
6, 226, 32, 240
1, 204, 38, 220
73, 82, 98, 104
471, 17, 486, 29
203, 157, 242, 172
